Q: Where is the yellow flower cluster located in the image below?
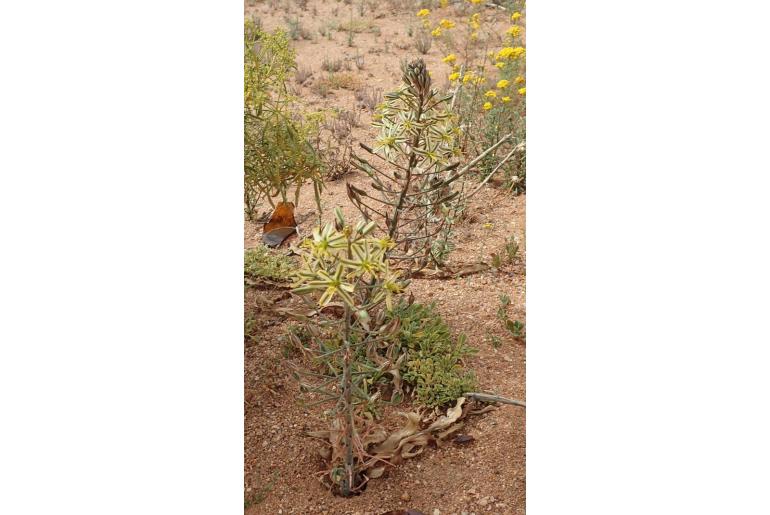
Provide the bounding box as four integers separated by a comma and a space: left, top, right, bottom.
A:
484, 90, 497, 98
514, 75, 525, 84
518, 87, 526, 96
470, 0, 482, 4
416, 8, 430, 17
442, 53, 457, 64
497, 79, 509, 89
496, 46, 526, 60
502, 96, 511, 103
482, 102, 492, 111
469, 13, 481, 30
448, 72, 460, 81
439, 19, 456, 29
440, 0, 448, 7
512, 12, 521, 21
506, 25, 521, 37
431, 27, 442, 37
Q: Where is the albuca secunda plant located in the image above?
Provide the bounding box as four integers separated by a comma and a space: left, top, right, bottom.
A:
347, 58, 463, 271
348, 58, 512, 272
290, 209, 408, 496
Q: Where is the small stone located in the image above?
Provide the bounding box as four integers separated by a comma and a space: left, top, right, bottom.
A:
401, 492, 411, 502
433, 510, 440, 515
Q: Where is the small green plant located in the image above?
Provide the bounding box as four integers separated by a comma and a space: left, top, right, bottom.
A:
496, 293, 525, 338
387, 300, 476, 407
244, 245, 297, 282
487, 331, 502, 348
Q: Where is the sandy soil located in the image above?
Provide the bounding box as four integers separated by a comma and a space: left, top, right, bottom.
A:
245, 2, 525, 514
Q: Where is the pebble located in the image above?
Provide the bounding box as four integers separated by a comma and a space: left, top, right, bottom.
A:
433, 510, 440, 515
401, 492, 411, 502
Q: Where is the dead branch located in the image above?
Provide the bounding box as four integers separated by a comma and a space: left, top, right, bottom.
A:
464, 392, 526, 407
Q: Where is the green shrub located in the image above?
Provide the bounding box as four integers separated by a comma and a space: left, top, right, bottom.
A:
387, 300, 476, 407
244, 21, 324, 219
244, 245, 296, 282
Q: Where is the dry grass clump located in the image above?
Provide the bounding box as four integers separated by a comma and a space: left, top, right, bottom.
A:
354, 86, 382, 111
295, 66, 313, 85
335, 18, 376, 34
312, 72, 361, 95
321, 56, 343, 72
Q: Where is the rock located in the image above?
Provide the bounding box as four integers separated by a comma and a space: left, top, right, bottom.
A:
401, 492, 411, 502
433, 510, 440, 515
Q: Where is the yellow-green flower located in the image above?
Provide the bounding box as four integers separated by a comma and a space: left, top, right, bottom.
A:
495, 61, 505, 69
440, 0, 448, 7
470, 31, 478, 40
484, 90, 497, 98
501, 96, 511, 103
416, 8, 430, 17
482, 101, 492, 110
512, 12, 521, 21
439, 19, 456, 29
448, 72, 460, 81
496, 79, 510, 89
431, 27, 442, 37
506, 25, 521, 37
442, 53, 457, 64
518, 87, 526, 96
514, 75, 525, 84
